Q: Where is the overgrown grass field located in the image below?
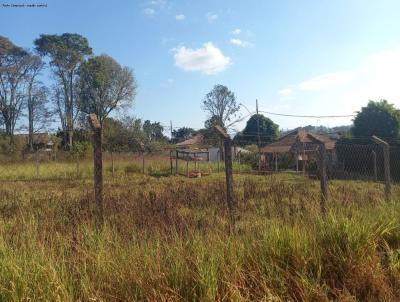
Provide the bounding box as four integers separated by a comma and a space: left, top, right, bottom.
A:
0, 156, 251, 180
1, 163, 400, 301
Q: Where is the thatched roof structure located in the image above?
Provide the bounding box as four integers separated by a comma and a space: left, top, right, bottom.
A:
15, 133, 51, 145
260, 128, 336, 154
175, 134, 205, 148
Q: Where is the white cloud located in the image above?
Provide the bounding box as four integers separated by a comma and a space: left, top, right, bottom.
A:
175, 14, 185, 21
298, 71, 356, 91
143, 8, 155, 16
205, 12, 218, 23
231, 28, 241, 35
230, 38, 254, 48
278, 88, 294, 97
172, 42, 231, 75
278, 47, 400, 121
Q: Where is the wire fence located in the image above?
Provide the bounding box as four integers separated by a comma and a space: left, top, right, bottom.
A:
0, 131, 398, 226
1, 140, 400, 183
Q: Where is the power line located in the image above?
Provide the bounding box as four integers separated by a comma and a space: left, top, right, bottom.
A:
258, 110, 356, 118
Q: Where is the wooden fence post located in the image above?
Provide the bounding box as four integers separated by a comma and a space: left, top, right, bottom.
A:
175, 150, 178, 175
215, 125, 236, 227
170, 150, 173, 175
88, 114, 104, 228
372, 150, 377, 182
372, 136, 391, 200
319, 144, 328, 215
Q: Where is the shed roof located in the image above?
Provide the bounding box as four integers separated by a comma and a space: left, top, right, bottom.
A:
176, 134, 205, 147
15, 133, 50, 145
260, 128, 336, 154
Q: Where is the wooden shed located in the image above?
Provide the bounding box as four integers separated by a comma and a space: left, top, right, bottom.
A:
260, 128, 337, 171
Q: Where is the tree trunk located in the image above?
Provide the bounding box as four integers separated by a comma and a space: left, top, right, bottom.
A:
28, 84, 34, 151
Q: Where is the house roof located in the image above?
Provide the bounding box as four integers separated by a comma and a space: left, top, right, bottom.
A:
260, 128, 336, 154
176, 134, 205, 147
15, 133, 50, 145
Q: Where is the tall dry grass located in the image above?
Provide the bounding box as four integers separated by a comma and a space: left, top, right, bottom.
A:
0, 173, 399, 301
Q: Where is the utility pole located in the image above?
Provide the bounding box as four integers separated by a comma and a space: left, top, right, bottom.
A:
256, 99, 261, 173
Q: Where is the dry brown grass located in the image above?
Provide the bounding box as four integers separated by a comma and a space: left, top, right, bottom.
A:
0, 173, 400, 301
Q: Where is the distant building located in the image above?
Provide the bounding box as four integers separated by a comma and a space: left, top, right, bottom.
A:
175, 133, 248, 161
260, 128, 337, 171
15, 133, 54, 151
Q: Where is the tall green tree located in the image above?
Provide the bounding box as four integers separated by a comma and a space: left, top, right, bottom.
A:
34, 33, 92, 147
234, 114, 279, 146
78, 55, 136, 126
171, 127, 196, 143
143, 120, 166, 142
0, 36, 32, 143
25, 54, 47, 150
352, 100, 400, 139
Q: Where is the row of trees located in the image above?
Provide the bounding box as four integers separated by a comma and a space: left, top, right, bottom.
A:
2, 31, 396, 157
0, 33, 137, 152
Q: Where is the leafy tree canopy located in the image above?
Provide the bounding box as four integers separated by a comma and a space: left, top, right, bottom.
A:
34, 33, 92, 69
78, 55, 136, 125
172, 127, 196, 143
234, 114, 279, 146
352, 100, 400, 139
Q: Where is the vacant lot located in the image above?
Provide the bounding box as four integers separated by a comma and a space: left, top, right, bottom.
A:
0, 166, 400, 301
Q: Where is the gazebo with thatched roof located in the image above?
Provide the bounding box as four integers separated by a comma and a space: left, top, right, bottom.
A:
260, 128, 337, 172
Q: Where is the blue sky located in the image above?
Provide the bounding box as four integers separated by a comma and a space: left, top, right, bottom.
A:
2, 0, 400, 133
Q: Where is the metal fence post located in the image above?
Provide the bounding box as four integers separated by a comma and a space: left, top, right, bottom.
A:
372, 136, 391, 200
88, 114, 104, 228
319, 144, 328, 215
215, 125, 236, 227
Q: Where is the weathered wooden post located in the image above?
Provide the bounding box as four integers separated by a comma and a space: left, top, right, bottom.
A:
215, 125, 236, 227
88, 114, 104, 228
372, 136, 391, 200
372, 150, 377, 182
319, 143, 328, 215
170, 150, 173, 175
175, 150, 179, 175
